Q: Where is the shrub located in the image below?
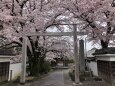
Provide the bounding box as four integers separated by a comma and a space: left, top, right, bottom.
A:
69, 70, 75, 81
69, 70, 85, 82
51, 61, 57, 67
67, 59, 74, 63
41, 61, 51, 74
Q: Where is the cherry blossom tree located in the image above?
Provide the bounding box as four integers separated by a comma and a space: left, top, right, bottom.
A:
0, 0, 73, 75
60, 0, 115, 48
42, 0, 115, 49
1, 0, 115, 75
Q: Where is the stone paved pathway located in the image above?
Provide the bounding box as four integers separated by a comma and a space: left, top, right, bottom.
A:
1, 69, 73, 86
31, 69, 72, 86
1, 69, 110, 86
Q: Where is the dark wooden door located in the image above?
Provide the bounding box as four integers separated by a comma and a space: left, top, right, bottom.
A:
0, 62, 10, 82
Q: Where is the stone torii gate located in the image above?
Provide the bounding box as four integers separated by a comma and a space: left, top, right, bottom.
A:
19, 24, 87, 84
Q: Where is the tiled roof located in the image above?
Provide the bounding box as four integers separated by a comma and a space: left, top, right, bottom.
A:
0, 49, 15, 56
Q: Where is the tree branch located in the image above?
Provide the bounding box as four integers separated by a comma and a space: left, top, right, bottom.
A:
0, 41, 22, 48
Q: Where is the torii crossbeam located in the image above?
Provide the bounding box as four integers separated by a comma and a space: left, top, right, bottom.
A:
16, 32, 86, 36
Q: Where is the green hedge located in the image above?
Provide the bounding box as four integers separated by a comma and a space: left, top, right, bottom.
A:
42, 61, 51, 73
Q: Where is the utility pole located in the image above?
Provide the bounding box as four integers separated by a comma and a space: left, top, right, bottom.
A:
73, 25, 80, 84
20, 36, 27, 84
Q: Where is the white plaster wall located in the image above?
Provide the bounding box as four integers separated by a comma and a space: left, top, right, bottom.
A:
8, 63, 22, 81
88, 61, 98, 76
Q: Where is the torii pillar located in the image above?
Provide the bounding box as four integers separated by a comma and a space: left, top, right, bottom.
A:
73, 25, 80, 84
20, 36, 27, 84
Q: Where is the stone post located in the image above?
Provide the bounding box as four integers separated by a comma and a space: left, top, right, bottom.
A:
79, 39, 85, 72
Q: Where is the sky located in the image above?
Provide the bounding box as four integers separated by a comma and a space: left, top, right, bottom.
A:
85, 41, 100, 51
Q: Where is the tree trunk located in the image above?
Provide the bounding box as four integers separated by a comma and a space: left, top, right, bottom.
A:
100, 40, 108, 49
27, 46, 33, 76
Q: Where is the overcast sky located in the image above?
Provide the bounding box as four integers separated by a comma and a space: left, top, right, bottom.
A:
85, 41, 101, 51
